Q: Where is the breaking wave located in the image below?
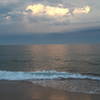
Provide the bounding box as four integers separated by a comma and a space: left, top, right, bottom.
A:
0, 70, 100, 81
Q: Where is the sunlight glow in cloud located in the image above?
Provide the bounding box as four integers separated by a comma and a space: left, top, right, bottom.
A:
73, 6, 91, 14
26, 4, 91, 17
26, 4, 45, 15
26, 4, 69, 17
45, 6, 69, 16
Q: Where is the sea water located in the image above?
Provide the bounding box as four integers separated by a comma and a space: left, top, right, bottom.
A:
0, 44, 100, 94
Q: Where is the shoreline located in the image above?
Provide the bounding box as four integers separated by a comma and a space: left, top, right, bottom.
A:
0, 80, 100, 100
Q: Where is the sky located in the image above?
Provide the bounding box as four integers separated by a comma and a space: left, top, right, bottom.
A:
0, 0, 100, 44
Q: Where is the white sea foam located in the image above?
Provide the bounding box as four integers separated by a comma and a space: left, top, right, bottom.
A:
0, 70, 100, 81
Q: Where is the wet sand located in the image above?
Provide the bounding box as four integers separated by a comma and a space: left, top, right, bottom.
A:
0, 81, 100, 100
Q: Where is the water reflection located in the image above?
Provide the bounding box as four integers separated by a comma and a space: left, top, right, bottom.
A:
0, 81, 99, 100
0, 44, 100, 74
29, 44, 100, 74
30, 85, 97, 100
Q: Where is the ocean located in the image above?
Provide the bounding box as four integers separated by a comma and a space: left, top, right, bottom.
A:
0, 44, 100, 94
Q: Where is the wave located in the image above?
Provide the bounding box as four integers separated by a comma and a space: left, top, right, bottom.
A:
0, 70, 100, 81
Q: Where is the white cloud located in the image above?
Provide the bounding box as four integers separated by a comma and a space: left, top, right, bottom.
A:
25, 3, 91, 19
73, 6, 91, 14
26, 4, 70, 17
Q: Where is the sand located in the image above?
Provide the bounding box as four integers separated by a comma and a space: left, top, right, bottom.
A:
0, 80, 100, 100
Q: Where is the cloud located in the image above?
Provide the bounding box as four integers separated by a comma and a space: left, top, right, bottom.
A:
73, 6, 91, 14
26, 4, 91, 18
26, 4, 70, 17
1, 0, 99, 35
0, 0, 20, 4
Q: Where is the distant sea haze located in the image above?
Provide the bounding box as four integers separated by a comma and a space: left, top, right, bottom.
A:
0, 28, 100, 44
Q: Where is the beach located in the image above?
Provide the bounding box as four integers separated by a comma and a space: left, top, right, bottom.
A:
0, 81, 100, 100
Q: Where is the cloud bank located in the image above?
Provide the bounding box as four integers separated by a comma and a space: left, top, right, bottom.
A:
26, 4, 70, 17
26, 4, 91, 17
0, 0, 100, 34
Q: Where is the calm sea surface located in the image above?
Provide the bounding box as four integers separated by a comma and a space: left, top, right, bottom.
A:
0, 44, 100, 74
